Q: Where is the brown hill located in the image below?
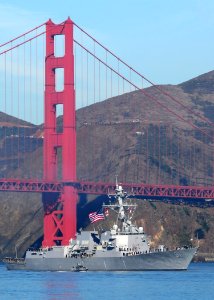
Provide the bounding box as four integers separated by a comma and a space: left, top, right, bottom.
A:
179, 70, 214, 123
0, 71, 214, 259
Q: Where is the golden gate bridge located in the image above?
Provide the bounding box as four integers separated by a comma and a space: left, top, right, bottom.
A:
0, 18, 213, 247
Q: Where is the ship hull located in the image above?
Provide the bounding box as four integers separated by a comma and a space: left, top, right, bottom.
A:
5, 248, 197, 271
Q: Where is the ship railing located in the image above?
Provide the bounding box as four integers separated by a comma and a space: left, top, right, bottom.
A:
3, 257, 25, 264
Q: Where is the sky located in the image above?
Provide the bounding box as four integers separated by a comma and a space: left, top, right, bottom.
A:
0, 0, 214, 85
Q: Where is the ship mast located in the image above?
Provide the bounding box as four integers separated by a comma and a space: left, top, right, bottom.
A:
104, 177, 136, 230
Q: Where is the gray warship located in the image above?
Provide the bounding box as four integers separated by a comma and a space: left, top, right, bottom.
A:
4, 183, 197, 271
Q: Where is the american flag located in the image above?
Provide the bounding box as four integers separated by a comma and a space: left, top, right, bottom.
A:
89, 209, 105, 223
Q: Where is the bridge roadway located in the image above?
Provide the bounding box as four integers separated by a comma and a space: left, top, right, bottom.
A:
0, 179, 214, 200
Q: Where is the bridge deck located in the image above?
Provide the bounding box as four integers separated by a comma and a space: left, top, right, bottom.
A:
0, 179, 213, 200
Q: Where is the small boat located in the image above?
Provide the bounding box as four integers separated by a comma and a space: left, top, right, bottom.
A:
72, 264, 88, 272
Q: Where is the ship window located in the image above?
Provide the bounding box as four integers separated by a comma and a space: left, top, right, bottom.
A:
31, 252, 37, 256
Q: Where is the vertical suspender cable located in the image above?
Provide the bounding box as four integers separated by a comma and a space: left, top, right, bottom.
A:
86, 51, 88, 107
85, 45, 88, 179
158, 120, 161, 184
111, 69, 112, 98
4, 54, 7, 178
30, 40, 32, 178
146, 124, 149, 184
123, 77, 127, 182
169, 124, 172, 184
105, 50, 107, 100
191, 133, 193, 185
192, 134, 195, 185
10, 42, 13, 173
93, 41, 95, 103
176, 131, 180, 184
86, 50, 89, 180
203, 130, 206, 185
99, 60, 101, 102
23, 36, 26, 178
180, 132, 183, 184
164, 125, 167, 184
81, 31, 83, 109
36, 30, 38, 179
17, 45, 20, 175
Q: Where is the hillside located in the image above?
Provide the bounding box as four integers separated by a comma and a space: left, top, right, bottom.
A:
0, 70, 214, 259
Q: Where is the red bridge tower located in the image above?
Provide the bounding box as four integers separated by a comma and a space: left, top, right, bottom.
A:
42, 18, 77, 247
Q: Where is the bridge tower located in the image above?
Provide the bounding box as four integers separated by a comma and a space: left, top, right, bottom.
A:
42, 18, 77, 247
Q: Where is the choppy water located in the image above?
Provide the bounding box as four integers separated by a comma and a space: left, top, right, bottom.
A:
0, 262, 214, 300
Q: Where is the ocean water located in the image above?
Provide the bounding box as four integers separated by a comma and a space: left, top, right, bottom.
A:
0, 263, 214, 300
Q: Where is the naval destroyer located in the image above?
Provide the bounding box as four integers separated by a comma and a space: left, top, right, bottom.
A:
4, 183, 197, 271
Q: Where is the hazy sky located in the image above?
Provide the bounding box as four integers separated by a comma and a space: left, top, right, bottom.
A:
0, 0, 213, 85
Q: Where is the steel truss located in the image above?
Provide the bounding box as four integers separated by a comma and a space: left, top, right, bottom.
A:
1, 179, 214, 199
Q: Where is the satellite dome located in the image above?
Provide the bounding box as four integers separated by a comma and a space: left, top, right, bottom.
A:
139, 227, 143, 233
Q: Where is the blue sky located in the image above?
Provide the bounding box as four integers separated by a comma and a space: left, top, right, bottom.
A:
0, 0, 214, 85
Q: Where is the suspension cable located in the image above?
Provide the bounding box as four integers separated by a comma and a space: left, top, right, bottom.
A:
74, 22, 214, 126
74, 39, 213, 140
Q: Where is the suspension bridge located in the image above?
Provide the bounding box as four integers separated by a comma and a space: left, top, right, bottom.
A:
0, 18, 213, 247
